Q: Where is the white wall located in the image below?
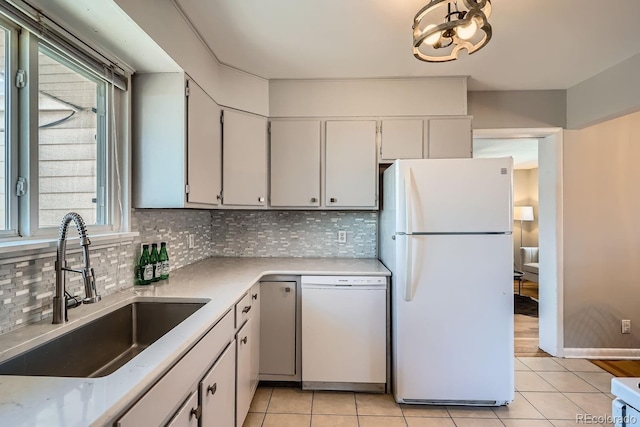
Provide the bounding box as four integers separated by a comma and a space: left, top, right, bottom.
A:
114, 0, 269, 116
269, 78, 467, 117
468, 91, 566, 129
563, 110, 640, 351
567, 52, 640, 130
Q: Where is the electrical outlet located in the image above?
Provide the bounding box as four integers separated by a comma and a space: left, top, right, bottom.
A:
622, 319, 631, 334
188, 234, 195, 249
338, 230, 347, 243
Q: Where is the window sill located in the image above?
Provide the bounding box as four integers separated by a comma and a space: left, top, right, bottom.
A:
0, 232, 139, 261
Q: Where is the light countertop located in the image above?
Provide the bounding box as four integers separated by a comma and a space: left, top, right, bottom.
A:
0, 257, 389, 427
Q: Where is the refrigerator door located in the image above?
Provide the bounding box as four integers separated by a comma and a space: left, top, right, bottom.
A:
393, 233, 514, 404
395, 158, 513, 234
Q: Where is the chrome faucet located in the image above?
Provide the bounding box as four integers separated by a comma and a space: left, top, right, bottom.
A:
53, 212, 101, 324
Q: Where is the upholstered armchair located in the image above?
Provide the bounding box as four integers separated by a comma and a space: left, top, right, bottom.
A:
520, 247, 539, 283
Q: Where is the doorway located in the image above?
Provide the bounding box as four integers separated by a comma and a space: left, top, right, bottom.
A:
474, 128, 564, 357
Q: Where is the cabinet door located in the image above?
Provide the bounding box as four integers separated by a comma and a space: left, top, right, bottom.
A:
270, 120, 321, 207
187, 80, 222, 205
380, 119, 423, 161
200, 343, 236, 427
260, 281, 297, 376
166, 390, 199, 427
223, 110, 268, 206
426, 118, 472, 159
325, 120, 377, 208
249, 284, 261, 394
236, 320, 252, 427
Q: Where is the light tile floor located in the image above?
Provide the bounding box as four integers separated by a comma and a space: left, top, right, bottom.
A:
244, 357, 617, 426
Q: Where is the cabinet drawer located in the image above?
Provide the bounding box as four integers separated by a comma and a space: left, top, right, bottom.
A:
117, 309, 234, 427
235, 293, 252, 328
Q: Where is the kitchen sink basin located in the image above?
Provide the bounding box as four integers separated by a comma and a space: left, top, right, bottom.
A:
0, 301, 206, 378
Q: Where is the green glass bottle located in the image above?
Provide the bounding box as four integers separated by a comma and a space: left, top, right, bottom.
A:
159, 242, 169, 280
139, 244, 152, 285
150, 243, 160, 282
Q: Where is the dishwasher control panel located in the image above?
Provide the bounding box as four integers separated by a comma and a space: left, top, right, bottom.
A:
301, 276, 387, 286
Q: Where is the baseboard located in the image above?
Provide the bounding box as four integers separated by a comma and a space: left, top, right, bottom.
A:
563, 348, 640, 359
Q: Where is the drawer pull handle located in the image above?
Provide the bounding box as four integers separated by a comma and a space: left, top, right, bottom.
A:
311, 197, 317, 203
242, 306, 251, 314
330, 197, 337, 203
241, 336, 248, 344
207, 383, 217, 395
190, 406, 202, 420
258, 196, 265, 203
252, 293, 258, 300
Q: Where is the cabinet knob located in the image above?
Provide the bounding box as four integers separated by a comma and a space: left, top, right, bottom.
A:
242, 305, 252, 314
310, 197, 317, 203
207, 383, 217, 395
258, 196, 265, 203
190, 406, 202, 420
241, 336, 248, 344
252, 293, 258, 300
330, 198, 337, 203
216, 194, 221, 200
285, 287, 291, 292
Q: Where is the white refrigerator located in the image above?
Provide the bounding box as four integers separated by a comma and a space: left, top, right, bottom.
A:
379, 158, 514, 406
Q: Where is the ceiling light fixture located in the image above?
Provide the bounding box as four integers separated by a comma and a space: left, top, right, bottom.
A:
413, 0, 492, 62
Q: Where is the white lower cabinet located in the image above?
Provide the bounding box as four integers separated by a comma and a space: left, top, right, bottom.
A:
116, 310, 234, 427
200, 343, 236, 427
116, 285, 261, 427
167, 391, 199, 427
236, 320, 252, 427
249, 285, 261, 394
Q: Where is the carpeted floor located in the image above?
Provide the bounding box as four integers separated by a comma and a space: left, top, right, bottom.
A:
514, 294, 538, 318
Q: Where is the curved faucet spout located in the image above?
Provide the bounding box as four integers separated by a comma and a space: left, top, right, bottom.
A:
53, 212, 101, 324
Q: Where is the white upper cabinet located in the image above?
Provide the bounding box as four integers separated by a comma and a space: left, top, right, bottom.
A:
270, 120, 321, 207
187, 80, 221, 206
222, 110, 268, 207
380, 119, 423, 161
132, 72, 222, 209
426, 117, 472, 159
325, 120, 377, 209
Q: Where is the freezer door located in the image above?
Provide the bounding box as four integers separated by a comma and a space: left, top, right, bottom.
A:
393, 234, 514, 404
395, 158, 513, 233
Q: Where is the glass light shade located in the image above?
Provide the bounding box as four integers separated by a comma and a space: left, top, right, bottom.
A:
513, 206, 534, 221
456, 19, 478, 40
422, 24, 441, 46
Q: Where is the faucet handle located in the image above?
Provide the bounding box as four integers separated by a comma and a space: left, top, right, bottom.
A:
82, 267, 101, 304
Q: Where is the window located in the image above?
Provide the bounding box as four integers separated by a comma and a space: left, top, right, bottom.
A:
0, 10, 125, 240
37, 46, 107, 228
0, 27, 7, 230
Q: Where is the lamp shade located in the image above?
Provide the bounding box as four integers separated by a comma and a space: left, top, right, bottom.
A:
513, 206, 534, 221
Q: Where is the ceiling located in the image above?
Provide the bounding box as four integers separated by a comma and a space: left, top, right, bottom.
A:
473, 138, 538, 169
174, 0, 640, 91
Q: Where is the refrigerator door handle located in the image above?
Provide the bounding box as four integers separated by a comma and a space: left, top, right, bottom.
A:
404, 235, 416, 301
405, 167, 415, 234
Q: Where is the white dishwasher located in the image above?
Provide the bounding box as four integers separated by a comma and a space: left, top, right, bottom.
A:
301, 275, 387, 392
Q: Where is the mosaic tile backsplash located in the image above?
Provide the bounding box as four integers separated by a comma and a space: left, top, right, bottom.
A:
0, 242, 136, 335
210, 210, 378, 258
132, 209, 215, 270
0, 209, 378, 334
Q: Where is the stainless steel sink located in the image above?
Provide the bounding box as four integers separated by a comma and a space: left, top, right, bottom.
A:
0, 301, 206, 378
